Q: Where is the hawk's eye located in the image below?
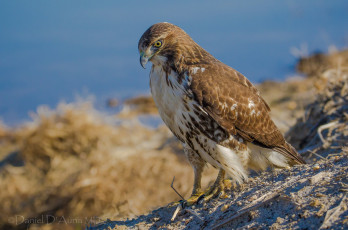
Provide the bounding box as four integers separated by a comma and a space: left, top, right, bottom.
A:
153, 40, 162, 48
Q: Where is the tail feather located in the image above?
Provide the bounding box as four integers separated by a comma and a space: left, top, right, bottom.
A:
273, 142, 306, 165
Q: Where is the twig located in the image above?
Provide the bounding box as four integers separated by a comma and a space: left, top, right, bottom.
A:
308, 150, 326, 160
317, 121, 339, 147
298, 145, 321, 155
319, 194, 347, 229
186, 209, 204, 222
171, 176, 185, 200
212, 194, 280, 229
213, 176, 304, 229
171, 204, 182, 221
170, 176, 204, 222
308, 149, 335, 167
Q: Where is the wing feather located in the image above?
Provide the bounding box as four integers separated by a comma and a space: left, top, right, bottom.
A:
189, 62, 305, 164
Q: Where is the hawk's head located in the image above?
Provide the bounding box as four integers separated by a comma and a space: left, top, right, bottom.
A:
139, 22, 214, 70
138, 22, 183, 68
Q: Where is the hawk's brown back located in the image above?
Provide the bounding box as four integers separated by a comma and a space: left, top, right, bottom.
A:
189, 61, 305, 164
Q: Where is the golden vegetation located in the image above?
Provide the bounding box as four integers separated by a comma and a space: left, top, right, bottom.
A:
297, 49, 348, 77
0, 102, 216, 230
288, 61, 348, 156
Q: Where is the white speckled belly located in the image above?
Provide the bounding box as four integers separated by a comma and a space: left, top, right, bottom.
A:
149, 65, 248, 180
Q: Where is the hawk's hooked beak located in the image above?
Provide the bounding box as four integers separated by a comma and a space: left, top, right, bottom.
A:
140, 52, 149, 69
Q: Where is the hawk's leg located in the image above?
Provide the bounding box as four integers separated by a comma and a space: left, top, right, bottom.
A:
183, 146, 230, 206
199, 168, 226, 202
184, 146, 205, 205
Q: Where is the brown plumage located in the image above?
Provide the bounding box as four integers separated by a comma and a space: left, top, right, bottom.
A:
138, 22, 305, 203
189, 63, 305, 165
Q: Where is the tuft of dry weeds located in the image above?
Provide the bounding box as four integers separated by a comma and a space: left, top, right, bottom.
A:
256, 78, 316, 133
0, 121, 6, 139
0, 101, 216, 230
117, 96, 158, 118
287, 60, 348, 159
296, 49, 348, 77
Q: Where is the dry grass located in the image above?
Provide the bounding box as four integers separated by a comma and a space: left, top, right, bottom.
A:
287, 54, 348, 160
256, 77, 316, 133
0, 121, 6, 139
0, 101, 217, 230
296, 49, 348, 77
117, 95, 158, 118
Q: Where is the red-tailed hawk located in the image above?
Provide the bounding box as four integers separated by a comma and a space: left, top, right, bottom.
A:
138, 22, 305, 204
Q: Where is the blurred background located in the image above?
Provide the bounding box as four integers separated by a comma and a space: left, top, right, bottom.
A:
1, 1, 348, 229
0, 0, 347, 125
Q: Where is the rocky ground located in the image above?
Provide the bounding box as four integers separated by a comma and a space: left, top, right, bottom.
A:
92, 152, 347, 230
0, 49, 347, 230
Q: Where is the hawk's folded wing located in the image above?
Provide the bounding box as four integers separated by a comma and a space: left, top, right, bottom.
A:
189, 62, 306, 164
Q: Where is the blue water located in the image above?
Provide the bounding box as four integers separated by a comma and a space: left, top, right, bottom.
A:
0, 0, 347, 124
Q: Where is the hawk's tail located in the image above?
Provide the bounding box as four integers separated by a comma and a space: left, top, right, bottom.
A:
273, 142, 306, 165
